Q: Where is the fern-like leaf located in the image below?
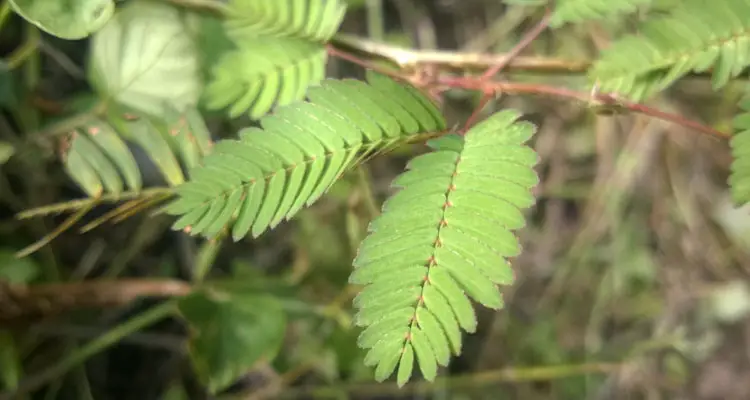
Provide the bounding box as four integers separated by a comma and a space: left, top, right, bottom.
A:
205, 38, 327, 120
730, 96, 750, 205
592, 0, 750, 98
225, 0, 347, 42
63, 107, 212, 197
550, 0, 650, 27
350, 110, 539, 386
163, 72, 446, 240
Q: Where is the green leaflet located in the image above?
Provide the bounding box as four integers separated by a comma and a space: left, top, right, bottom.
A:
591, 0, 750, 99
64, 140, 103, 198
9, 0, 113, 40
351, 109, 539, 386
208, 0, 347, 120
225, 0, 347, 42
163, 72, 446, 240
205, 37, 327, 120
61, 107, 212, 197
730, 95, 750, 206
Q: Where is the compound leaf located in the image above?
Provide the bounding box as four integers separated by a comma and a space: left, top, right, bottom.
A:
592, 0, 750, 99
730, 95, 750, 205
351, 109, 539, 386
550, 0, 650, 27
225, 0, 347, 42
205, 37, 327, 120
163, 73, 446, 240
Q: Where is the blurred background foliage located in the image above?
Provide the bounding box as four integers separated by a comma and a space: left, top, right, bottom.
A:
2, 0, 750, 399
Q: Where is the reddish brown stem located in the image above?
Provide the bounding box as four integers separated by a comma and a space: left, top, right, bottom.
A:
463, 8, 552, 132
479, 7, 552, 82
0, 279, 192, 325
327, 40, 729, 141
439, 76, 729, 139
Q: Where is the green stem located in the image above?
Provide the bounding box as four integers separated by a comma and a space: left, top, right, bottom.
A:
16, 187, 174, 219
193, 232, 225, 283
5, 35, 39, 70
0, 2, 11, 33
356, 166, 379, 219
366, 0, 385, 41
0, 301, 176, 399
276, 362, 621, 398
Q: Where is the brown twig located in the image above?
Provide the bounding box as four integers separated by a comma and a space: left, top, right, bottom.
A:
331, 33, 591, 73
327, 44, 729, 140
0, 279, 191, 325
443, 77, 730, 140
464, 7, 553, 131
479, 7, 553, 81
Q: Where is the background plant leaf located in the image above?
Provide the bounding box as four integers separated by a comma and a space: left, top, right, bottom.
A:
177, 289, 287, 394
9, 0, 114, 39
88, 0, 202, 118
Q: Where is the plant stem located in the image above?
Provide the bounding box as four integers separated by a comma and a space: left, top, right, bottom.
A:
0, 2, 12, 33
193, 233, 225, 283
0, 301, 176, 399
366, 0, 385, 41
276, 362, 622, 398
464, 7, 552, 132
5, 36, 39, 70
16, 187, 174, 219
1, 279, 191, 323
331, 33, 591, 73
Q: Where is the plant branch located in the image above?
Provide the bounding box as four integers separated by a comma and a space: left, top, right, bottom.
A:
479, 7, 552, 81
464, 7, 552, 131
4, 34, 39, 70
15, 187, 174, 219
0, 279, 191, 324
331, 33, 591, 73
277, 362, 622, 398
328, 45, 729, 140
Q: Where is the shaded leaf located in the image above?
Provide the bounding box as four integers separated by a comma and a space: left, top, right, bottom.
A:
178, 289, 287, 394
9, 0, 114, 39
88, 0, 202, 118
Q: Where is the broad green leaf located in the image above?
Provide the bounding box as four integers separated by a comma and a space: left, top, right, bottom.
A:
0, 142, 14, 165
9, 0, 114, 39
0, 64, 18, 109
88, 0, 202, 118
0, 249, 40, 284
178, 289, 287, 394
